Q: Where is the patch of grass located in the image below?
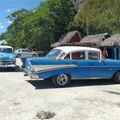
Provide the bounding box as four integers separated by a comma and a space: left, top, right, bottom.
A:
36, 110, 56, 120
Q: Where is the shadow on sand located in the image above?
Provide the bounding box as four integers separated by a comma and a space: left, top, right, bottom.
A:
26, 79, 115, 90
0, 65, 22, 72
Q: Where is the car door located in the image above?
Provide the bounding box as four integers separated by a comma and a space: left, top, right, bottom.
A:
88, 51, 110, 78
72, 60, 90, 79
21, 49, 27, 57
64, 51, 89, 79
25, 49, 32, 57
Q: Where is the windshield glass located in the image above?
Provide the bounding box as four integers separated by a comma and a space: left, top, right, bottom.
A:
45, 49, 62, 59
0, 48, 13, 53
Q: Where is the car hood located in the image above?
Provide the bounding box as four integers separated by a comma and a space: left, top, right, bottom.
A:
0, 53, 15, 60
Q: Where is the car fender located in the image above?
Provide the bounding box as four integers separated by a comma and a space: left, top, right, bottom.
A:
37, 66, 77, 79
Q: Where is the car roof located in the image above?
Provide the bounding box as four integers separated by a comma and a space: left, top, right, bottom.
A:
0, 45, 13, 49
17, 48, 29, 50
54, 46, 101, 53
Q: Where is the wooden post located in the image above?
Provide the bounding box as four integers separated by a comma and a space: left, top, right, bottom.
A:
113, 48, 117, 59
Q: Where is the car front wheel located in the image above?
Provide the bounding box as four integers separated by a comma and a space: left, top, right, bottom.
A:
114, 71, 120, 83
52, 74, 70, 87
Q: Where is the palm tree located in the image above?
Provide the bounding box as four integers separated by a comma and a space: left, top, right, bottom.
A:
109, 0, 120, 29
75, 0, 95, 35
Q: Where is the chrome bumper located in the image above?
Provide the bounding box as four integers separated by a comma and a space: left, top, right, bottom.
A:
23, 69, 44, 80
0, 64, 16, 68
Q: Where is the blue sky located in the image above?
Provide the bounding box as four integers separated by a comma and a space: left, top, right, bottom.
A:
0, 0, 42, 35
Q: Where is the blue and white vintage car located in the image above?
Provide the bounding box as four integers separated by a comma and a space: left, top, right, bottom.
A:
23, 46, 120, 87
0, 45, 16, 69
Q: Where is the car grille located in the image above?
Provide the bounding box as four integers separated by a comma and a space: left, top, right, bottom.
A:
0, 60, 14, 65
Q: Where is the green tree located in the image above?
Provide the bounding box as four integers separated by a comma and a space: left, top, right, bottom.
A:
74, 0, 120, 35
0, 0, 77, 53
48, 0, 77, 40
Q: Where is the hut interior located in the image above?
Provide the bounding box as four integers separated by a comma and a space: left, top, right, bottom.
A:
101, 34, 120, 59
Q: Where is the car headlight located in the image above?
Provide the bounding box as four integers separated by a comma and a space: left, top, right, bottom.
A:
9, 56, 16, 61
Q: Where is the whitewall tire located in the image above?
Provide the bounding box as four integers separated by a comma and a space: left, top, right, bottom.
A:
52, 74, 70, 87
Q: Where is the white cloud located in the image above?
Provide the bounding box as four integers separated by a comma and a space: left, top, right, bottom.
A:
0, 22, 4, 29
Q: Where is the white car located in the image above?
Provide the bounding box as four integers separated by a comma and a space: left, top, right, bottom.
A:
15, 48, 38, 58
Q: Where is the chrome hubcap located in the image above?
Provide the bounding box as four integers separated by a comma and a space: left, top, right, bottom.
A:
57, 74, 68, 86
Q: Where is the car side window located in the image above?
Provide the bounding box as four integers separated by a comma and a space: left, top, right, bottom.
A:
23, 50, 29, 52
88, 52, 100, 60
72, 51, 85, 60
26, 50, 30, 52
64, 54, 70, 59
22, 50, 26, 52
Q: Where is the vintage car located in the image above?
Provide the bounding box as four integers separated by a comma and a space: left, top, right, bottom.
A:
0, 45, 16, 69
23, 46, 120, 87
15, 48, 38, 58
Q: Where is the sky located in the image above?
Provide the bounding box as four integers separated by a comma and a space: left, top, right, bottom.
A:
0, 0, 43, 35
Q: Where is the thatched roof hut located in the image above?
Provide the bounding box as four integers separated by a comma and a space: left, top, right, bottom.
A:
51, 31, 81, 48
79, 33, 110, 47
101, 34, 120, 47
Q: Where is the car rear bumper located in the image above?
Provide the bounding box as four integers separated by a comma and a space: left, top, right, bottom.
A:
23, 68, 44, 80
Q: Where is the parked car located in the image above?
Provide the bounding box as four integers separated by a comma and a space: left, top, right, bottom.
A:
0, 45, 16, 70
22, 46, 120, 87
15, 48, 38, 58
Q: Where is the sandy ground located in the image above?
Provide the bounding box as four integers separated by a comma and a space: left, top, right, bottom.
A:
0, 59, 120, 120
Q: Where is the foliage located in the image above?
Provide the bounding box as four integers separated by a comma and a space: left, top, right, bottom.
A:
1, 0, 120, 52
74, 0, 120, 35
0, 0, 76, 53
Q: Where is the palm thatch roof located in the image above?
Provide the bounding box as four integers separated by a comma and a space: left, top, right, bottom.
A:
101, 34, 120, 47
79, 33, 110, 47
51, 31, 81, 47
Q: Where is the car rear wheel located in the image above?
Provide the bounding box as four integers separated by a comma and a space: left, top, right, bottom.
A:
32, 54, 37, 57
114, 71, 120, 83
52, 74, 70, 87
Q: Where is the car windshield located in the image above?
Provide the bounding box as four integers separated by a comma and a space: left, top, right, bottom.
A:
45, 49, 62, 59
0, 48, 13, 53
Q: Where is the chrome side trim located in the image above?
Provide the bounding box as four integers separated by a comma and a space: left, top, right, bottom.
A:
32, 64, 120, 73
32, 64, 77, 73
71, 77, 110, 80
71, 66, 120, 68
